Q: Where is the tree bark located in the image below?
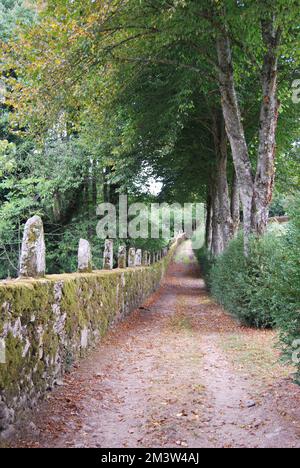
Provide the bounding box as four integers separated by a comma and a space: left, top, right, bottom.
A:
92, 158, 98, 208
253, 18, 281, 235
216, 32, 254, 255
205, 188, 213, 251
211, 177, 223, 257
212, 110, 234, 250
103, 165, 120, 206
231, 170, 240, 237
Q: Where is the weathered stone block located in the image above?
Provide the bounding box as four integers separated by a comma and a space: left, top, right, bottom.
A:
103, 239, 114, 270
142, 251, 148, 266
128, 248, 136, 267
118, 246, 127, 269
78, 239, 92, 273
19, 215, 46, 278
135, 249, 142, 266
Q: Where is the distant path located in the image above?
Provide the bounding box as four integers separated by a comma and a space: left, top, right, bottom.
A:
12, 242, 300, 448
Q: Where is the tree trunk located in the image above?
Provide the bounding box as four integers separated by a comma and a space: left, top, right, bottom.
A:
211, 177, 224, 256
103, 165, 120, 206
212, 110, 234, 251
253, 18, 280, 235
92, 158, 98, 208
216, 20, 280, 245
205, 188, 213, 251
216, 32, 254, 256
231, 170, 240, 236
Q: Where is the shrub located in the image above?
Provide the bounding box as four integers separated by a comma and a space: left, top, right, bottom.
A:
194, 246, 214, 288
208, 234, 284, 328
196, 195, 300, 379
270, 198, 300, 382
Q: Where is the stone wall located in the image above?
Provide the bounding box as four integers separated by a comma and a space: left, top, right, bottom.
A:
0, 237, 184, 435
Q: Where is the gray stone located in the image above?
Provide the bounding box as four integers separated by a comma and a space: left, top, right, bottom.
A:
0, 400, 14, 434
128, 248, 136, 267
55, 379, 64, 387
0, 425, 15, 440
118, 246, 127, 269
81, 327, 88, 349
78, 239, 92, 273
0, 402, 10, 431
135, 249, 142, 266
142, 251, 148, 266
103, 239, 113, 270
28, 422, 40, 435
246, 400, 256, 408
19, 215, 46, 278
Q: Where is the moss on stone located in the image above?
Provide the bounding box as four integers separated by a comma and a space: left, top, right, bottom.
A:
0, 240, 179, 429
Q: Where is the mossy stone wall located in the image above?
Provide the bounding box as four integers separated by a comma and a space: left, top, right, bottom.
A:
0, 239, 182, 433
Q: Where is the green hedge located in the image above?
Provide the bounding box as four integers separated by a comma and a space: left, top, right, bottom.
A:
271, 200, 300, 382
207, 234, 283, 328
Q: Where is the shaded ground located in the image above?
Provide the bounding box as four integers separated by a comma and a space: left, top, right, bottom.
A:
10, 241, 300, 448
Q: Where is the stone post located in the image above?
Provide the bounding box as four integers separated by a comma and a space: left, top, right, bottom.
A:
118, 245, 127, 269
128, 248, 136, 267
103, 239, 114, 270
135, 249, 142, 267
19, 215, 46, 278
78, 239, 92, 273
142, 251, 148, 266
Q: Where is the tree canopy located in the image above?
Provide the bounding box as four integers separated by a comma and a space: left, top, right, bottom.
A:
0, 0, 299, 276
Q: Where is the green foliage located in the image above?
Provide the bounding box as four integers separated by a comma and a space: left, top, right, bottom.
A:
194, 246, 213, 288
0, 0, 299, 294
208, 234, 282, 328
269, 192, 288, 217
270, 196, 300, 382
0, 0, 35, 42
0, 136, 91, 278
196, 199, 300, 379
0, 140, 16, 176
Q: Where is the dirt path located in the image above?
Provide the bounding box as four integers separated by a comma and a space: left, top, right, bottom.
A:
11, 241, 300, 448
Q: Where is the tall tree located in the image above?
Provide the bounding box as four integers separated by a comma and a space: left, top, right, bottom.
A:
6, 0, 300, 257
